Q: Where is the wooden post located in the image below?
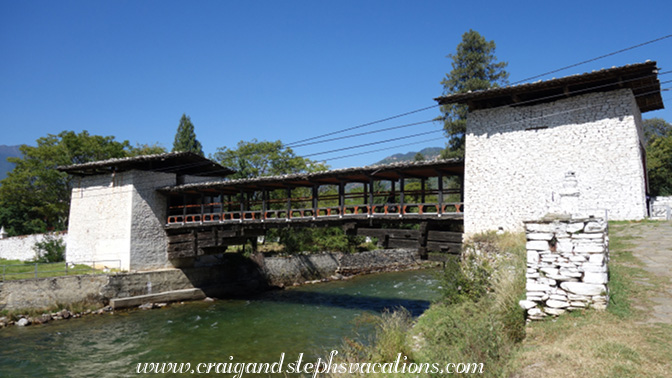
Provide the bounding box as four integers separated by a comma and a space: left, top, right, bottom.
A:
286, 187, 292, 219
261, 188, 267, 218
239, 190, 245, 219
200, 193, 205, 222
399, 176, 405, 216
437, 174, 444, 215
421, 178, 426, 204
312, 185, 318, 218
418, 221, 429, 259
182, 194, 187, 223
338, 180, 345, 216
220, 192, 225, 217
368, 178, 374, 213
363, 181, 368, 204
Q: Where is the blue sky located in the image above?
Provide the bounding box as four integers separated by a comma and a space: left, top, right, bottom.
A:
2, 0, 671, 168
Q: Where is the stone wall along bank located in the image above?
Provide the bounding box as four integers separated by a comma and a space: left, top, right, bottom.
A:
520, 217, 609, 321
0, 232, 68, 261
0, 248, 422, 311
260, 249, 421, 287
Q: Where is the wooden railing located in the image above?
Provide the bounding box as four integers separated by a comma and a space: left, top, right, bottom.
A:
166, 202, 463, 225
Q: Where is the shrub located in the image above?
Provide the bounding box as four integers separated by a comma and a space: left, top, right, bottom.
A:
33, 233, 65, 263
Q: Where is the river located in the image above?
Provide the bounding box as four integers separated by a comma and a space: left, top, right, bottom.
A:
0, 269, 440, 377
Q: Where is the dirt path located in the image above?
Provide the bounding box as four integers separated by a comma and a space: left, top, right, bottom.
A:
615, 220, 672, 324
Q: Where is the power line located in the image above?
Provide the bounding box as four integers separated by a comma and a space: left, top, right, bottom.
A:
66, 85, 668, 199
301, 129, 444, 158
289, 118, 440, 148
511, 34, 672, 85
320, 137, 447, 162
284, 104, 439, 147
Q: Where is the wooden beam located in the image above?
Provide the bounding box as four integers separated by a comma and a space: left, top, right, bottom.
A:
357, 228, 420, 239
426, 241, 461, 254
387, 238, 418, 249
427, 230, 463, 243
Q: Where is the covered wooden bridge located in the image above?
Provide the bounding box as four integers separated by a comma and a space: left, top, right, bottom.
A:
159, 159, 466, 259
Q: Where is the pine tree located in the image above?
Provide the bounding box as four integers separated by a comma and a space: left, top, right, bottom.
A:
440, 30, 509, 158
172, 114, 204, 156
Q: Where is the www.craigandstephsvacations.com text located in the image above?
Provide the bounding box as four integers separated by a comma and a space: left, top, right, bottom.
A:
135, 351, 484, 376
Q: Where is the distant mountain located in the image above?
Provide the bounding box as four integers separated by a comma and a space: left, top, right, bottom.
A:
374, 147, 443, 165
0, 145, 22, 182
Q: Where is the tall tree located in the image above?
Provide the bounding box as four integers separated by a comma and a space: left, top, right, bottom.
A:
172, 114, 203, 156
440, 30, 509, 158
0, 131, 131, 235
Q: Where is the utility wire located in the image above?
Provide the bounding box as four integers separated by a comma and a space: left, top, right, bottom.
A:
289, 119, 440, 148
284, 104, 439, 147
68, 83, 669, 198
511, 34, 672, 85
301, 130, 444, 158
320, 137, 448, 162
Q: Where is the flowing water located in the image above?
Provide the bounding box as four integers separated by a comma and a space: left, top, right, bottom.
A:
0, 269, 440, 377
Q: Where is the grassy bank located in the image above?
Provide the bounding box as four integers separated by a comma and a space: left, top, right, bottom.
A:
327, 221, 672, 377
327, 232, 528, 377
0, 258, 110, 281
507, 221, 672, 377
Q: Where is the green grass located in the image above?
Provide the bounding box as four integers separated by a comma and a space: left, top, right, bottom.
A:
506, 221, 672, 377
325, 232, 527, 378
0, 258, 112, 281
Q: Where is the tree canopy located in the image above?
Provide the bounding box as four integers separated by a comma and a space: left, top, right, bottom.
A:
172, 114, 203, 156
440, 30, 509, 158
212, 139, 327, 179
644, 118, 672, 196
643, 117, 672, 146
0, 131, 133, 235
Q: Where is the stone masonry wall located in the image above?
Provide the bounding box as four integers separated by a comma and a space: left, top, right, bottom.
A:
259, 249, 420, 287
650, 196, 672, 220
520, 218, 609, 320
0, 248, 421, 311
67, 170, 178, 271
66, 173, 134, 269
0, 232, 68, 261
464, 89, 647, 235
129, 170, 176, 271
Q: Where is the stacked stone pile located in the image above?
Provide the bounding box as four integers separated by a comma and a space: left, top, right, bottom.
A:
520, 217, 609, 321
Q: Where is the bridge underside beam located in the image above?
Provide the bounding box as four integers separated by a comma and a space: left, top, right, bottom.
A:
166, 218, 463, 261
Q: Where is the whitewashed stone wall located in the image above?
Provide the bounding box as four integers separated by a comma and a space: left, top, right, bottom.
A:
464, 89, 647, 235
129, 171, 175, 270
650, 196, 672, 220
67, 173, 134, 269
0, 232, 68, 261
67, 170, 178, 271
520, 218, 609, 320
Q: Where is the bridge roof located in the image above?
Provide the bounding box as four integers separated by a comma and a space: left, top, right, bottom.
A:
159, 158, 464, 195
58, 151, 235, 177
434, 61, 664, 113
